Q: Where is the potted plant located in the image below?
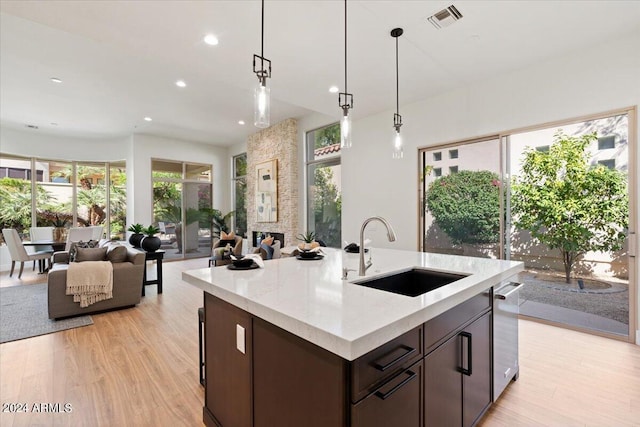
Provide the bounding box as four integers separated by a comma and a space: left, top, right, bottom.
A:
51, 213, 70, 242
296, 231, 316, 251
140, 225, 161, 252
127, 223, 145, 248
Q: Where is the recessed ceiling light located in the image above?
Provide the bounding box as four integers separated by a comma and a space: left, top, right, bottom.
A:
144, 117, 152, 122
204, 34, 219, 46
329, 86, 339, 93
238, 120, 245, 125
176, 80, 187, 88
50, 77, 62, 83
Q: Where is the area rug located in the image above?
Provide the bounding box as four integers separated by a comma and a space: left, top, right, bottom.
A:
0, 284, 93, 344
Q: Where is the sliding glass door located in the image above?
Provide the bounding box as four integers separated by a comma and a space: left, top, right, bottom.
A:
420, 109, 635, 339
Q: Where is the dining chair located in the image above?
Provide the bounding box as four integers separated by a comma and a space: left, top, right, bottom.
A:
89, 225, 104, 241
64, 227, 94, 251
2, 228, 53, 278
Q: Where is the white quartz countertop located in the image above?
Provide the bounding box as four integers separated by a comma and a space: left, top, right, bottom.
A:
182, 248, 523, 361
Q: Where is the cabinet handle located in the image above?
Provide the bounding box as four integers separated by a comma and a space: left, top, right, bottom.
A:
374, 370, 417, 400
459, 331, 472, 376
495, 282, 523, 300
372, 345, 417, 372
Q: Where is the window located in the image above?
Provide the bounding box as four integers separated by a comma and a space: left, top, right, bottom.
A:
0, 155, 125, 239
433, 152, 442, 161
305, 122, 342, 248
433, 168, 442, 177
233, 153, 247, 237
598, 135, 616, 150
449, 166, 458, 174
449, 149, 458, 159
598, 159, 615, 169
536, 145, 550, 152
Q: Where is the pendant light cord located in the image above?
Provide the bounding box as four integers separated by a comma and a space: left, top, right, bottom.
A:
261, 0, 265, 70
344, 0, 348, 95
395, 35, 399, 115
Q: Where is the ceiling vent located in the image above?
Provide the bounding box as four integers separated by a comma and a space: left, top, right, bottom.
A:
428, 5, 463, 29
25, 124, 39, 130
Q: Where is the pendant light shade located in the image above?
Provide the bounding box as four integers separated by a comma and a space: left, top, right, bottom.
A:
391, 27, 403, 159
254, 80, 270, 128
339, 0, 354, 148
253, 0, 271, 128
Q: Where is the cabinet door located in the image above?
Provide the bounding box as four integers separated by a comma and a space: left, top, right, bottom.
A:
253, 318, 347, 427
352, 360, 423, 427
204, 293, 252, 427
424, 336, 462, 426
462, 312, 492, 427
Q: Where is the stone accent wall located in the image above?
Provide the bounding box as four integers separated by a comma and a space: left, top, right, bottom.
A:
247, 118, 298, 248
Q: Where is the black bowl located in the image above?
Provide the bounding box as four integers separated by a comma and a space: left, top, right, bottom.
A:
232, 258, 254, 268
298, 250, 318, 259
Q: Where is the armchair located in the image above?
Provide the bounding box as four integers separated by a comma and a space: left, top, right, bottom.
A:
209, 235, 243, 267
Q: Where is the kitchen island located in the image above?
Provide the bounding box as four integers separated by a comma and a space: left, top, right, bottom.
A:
183, 248, 523, 427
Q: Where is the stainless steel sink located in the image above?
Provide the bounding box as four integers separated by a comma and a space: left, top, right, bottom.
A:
352, 268, 468, 297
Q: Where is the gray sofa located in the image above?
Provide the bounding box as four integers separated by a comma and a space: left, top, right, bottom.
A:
47, 248, 146, 319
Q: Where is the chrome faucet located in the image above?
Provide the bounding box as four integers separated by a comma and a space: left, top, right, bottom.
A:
359, 216, 396, 276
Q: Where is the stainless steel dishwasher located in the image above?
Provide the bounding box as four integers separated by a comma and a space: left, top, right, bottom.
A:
493, 281, 524, 400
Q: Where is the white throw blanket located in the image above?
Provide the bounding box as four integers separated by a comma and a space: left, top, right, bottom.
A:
66, 261, 114, 308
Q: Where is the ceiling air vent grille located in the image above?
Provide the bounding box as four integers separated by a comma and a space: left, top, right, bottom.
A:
428, 5, 463, 29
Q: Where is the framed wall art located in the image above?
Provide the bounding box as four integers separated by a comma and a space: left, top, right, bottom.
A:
256, 159, 277, 222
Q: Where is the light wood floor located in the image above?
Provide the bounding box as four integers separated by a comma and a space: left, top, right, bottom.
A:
1, 260, 639, 427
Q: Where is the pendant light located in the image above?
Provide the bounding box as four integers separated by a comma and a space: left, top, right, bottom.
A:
253, 0, 271, 128
391, 28, 404, 159
339, 0, 353, 148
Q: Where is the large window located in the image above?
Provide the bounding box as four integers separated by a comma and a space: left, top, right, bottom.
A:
305, 123, 342, 248
152, 159, 213, 260
0, 154, 125, 239
232, 154, 247, 237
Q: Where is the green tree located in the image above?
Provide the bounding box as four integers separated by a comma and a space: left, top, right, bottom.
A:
426, 170, 501, 245
314, 123, 340, 149
312, 167, 341, 247
0, 178, 51, 235
511, 131, 628, 283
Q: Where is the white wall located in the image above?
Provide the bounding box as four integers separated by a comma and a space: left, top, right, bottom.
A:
130, 134, 230, 226
341, 33, 640, 341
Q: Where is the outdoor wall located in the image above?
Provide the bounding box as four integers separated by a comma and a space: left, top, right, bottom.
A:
340, 33, 640, 342
246, 118, 298, 248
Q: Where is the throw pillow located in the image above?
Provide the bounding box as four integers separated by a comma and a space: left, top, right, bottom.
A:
221, 230, 236, 240
75, 246, 108, 262
106, 245, 128, 263
69, 239, 99, 262
259, 242, 274, 260
261, 236, 274, 246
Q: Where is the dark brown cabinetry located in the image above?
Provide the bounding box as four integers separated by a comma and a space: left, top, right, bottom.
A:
424, 311, 491, 427
352, 360, 423, 427
204, 289, 494, 427
204, 293, 252, 427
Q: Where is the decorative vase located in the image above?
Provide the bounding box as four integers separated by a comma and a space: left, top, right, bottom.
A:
53, 227, 68, 243
141, 236, 161, 252
129, 233, 144, 248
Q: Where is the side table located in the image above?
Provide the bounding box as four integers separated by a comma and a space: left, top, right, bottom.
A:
141, 249, 164, 296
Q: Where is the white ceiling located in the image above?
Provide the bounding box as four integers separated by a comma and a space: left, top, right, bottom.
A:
1, 1, 639, 146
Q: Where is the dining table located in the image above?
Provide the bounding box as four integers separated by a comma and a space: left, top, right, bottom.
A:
22, 240, 66, 273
